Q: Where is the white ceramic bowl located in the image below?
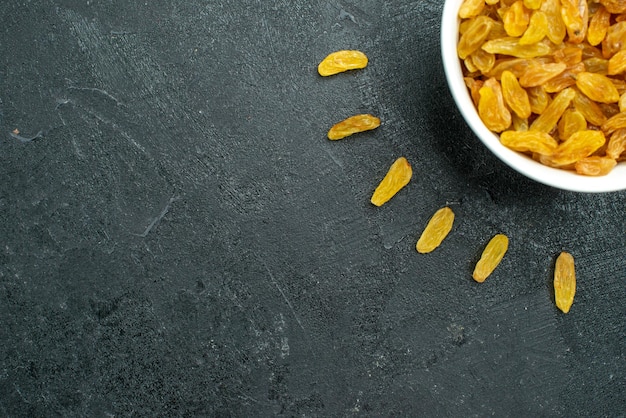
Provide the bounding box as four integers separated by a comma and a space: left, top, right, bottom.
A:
440, 0, 626, 193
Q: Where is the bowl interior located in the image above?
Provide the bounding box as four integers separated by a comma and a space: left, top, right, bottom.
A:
440, 0, 626, 193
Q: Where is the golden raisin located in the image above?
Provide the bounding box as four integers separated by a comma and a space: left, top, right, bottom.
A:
620, 92, 626, 112
473, 234, 509, 283
500, 130, 558, 155
607, 128, 626, 159
541, 0, 567, 44
464, 57, 479, 73
465, 77, 484, 107
327, 114, 380, 140
501, 70, 532, 118
544, 63, 585, 93
573, 92, 608, 126
608, 49, 626, 75
527, 86, 550, 114
458, 16, 496, 60
601, 111, 626, 134
503, 1, 531, 37
459, 0, 485, 19
558, 109, 587, 140
512, 113, 530, 131
602, 21, 626, 59
560, 0, 589, 44
478, 78, 512, 132
470, 48, 497, 73
575, 71, 620, 103
488, 58, 534, 79
519, 10, 548, 45
588, 6, 611, 46
416, 207, 455, 254
600, 0, 626, 14
554, 252, 576, 314
583, 57, 609, 74
530, 88, 576, 132
550, 130, 607, 165
482, 37, 552, 58
553, 46, 583, 67
612, 78, 626, 94
575, 156, 618, 175
519, 62, 567, 87
318, 50, 368, 76
370, 157, 412, 207
524, 0, 542, 9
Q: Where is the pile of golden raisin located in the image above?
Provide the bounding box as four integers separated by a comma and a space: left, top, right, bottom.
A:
458, 0, 626, 176
318, 49, 576, 313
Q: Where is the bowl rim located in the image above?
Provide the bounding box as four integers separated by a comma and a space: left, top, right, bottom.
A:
440, 0, 626, 193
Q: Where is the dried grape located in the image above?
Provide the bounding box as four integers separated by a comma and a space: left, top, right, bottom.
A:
588, 6, 611, 46
554, 252, 576, 313
519, 62, 567, 87
573, 92, 608, 126
558, 109, 587, 140
527, 86, 550, 114
501, 70, 532, 118
318, 50, 368, 76
473, 234, 509, 283
602, 21, 626, 59
519, 10, 548, 45
601, 111, 626, 134
370, 157, 412, 207
503, 1, 531, 37
416, 207, 455, 254
478, 78, 512, 132
544, 63, 585, 93
600, 0, 626, 14
560, 0, 589, 44
459, 16, 495, 59
471, 48, 497, 73
550, 130, 606, 165
482, 37, 552, 58
530, 88, 576, 132
459, 0, 485, 19
553, 46, 583, 66
607, 128, 626, 158
524, 0, 542, 9
575, 72, 620, 103
327, 114, 380, 140
620, 92, 626, 112
575, 156, 617, 175
541, 0, 567, 44
500, 130, 558, 154
608, 49, 626, 75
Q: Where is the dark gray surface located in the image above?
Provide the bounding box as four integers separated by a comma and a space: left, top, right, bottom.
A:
0, 1, 624, 416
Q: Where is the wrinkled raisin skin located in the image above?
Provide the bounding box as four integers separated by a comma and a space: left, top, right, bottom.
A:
318, 50, 368, 76
554, 252, 576, 313
370, 157, 412, 207
327, 114, 381, 140
416, 207, 455, 254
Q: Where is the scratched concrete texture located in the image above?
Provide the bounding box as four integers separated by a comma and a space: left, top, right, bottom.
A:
0, 0, 624, 416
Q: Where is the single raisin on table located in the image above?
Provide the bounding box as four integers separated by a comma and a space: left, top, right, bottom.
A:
318, 50, 368, 76
416, 207, 455, 254
327, 114, 380, 140
473, 234, 509, 283
554, 251, 576, 313
370, 157, 412, 207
